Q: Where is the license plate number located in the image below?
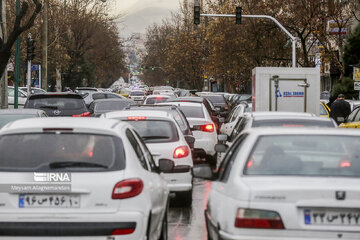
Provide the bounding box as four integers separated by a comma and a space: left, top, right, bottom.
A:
304, 209, 360, 225
19, 194, 80, 208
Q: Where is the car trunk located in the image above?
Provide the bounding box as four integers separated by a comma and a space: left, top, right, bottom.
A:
243, 177, 360, 231
0, 171, 125, 216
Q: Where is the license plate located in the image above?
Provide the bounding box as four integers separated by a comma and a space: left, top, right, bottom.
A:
19, 194, 80, 208
304, 209, 360, 225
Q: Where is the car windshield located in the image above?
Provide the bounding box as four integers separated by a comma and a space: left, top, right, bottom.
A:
177, 105, 204, 118
245, 135, 360, 177
26, 97, 85, 110
0, 114, 37, 128
203, 95, 226, 104
130, 91, 144, 96
124, 120, 179, 143
0, 133, 125, 172
252, 119, 334, 128
94, 101, 131, 112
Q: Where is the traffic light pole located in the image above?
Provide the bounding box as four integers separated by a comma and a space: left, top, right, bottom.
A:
26, 33, 33, 96
199, 13, 297, 68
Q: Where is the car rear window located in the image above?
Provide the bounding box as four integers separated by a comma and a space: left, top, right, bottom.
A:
124, 120, 179, 143
203, 95, 226, 104
0, 114, 37, 128
26, 97, 86, 110
244, 135, 360, 177
0, 133, 125, 172
130, 91, 145, 96
145, 97, 168, 104
94, 101, 131, 112
252, 119, 335, 128
178, 106, 204, 118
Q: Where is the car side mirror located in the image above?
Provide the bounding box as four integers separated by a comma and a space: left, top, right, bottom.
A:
215, 143, 228, 153
219, 117, 225, 123
217, 134, 228, 142
184, 135, 195, 148
192, 164, 215, 180
158, 158, 175, 173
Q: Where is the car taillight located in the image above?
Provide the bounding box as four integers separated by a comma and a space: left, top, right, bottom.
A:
173, 145, 190, 158
112, 228, 135, 235
156, 96, 164, 99
201, 124, 214, 132
234, 208, 284, 229
72, 112, 91, 117
127, 116, 147, 120
225, 106, 229, 111
112, 179, 143, 199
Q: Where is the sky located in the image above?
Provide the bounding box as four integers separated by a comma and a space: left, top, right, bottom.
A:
110, 0, 180, 36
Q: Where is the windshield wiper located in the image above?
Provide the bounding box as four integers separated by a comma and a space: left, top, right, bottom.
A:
49, 161, 108, 169
39, 106, 58, 110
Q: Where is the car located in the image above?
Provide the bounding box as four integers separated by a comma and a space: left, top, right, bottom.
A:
217, 112, 338, 165
19, 87, 47, 95
24, 93, 90, 117
201, 94, 230, 118
120, 88, 131, 98
0, 117, 170, 239
160, 101, 218, 167
82, 91, 126, 107
339, 106, 360, 128
124, 104, 193, 137
144, 95, 172, 104
193, 127, 360, 240
7, 86, 27, 108
74, 87, 99, 93
0, 109, 47, 128
167, 96, 223, 133
346, 100, 360, 112
102, 110, 194, 205
220, 102, 252, 136
128, 90, 146, 103
88, 98, 135, 117
320, 102, 331, 117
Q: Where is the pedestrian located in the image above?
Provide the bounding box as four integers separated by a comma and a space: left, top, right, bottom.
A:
330, 94, 351, 125
327, 95, 336, 110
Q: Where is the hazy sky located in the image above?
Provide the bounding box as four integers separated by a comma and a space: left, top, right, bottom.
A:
110, 0, 180, 36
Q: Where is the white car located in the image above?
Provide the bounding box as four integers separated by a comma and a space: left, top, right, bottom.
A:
8, 86, 27, 108
102, 110, 194, 205
144, 95, 171, 104
220, 102, 252, 136
0, 118, 170, 240
159, 101, 218, 166
193, 128, 360, 240
128, 90, 146, 103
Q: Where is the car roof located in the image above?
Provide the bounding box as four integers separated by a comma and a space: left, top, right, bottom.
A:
0, 117, 126, 135
243, 127, 360, 136
167, 97, 204, 103
0, 109, 46, 115
244, 111, 315, 119
27, 92, 83, 99
75, 87, 98, 90
93, 98, 132, 103
103, 109, 174, 120
159, 101, 202, 107
146, 95, 171, 98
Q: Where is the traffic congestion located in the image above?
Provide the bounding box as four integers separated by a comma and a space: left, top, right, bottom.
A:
1, 0, 360, 240
1, 81, 360, 240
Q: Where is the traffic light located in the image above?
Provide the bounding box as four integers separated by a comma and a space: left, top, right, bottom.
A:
27, 38, 35, 61
194, 5, 200, 25
151, 67, 155, 71
236, 6, 242, 25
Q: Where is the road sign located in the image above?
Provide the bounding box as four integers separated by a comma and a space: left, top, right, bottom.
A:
354, 67, 360, 82
354, 82, 360, 91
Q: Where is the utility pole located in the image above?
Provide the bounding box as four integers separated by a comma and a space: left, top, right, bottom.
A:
26, 34, 35, 96
0, 0, 7, 109
14, 0, 21, 108
41, 0, 48, 91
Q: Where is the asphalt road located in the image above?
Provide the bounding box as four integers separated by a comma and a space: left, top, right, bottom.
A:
168, 178, 211, 240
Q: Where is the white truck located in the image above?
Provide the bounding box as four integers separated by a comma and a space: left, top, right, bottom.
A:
252, 67, 320, 116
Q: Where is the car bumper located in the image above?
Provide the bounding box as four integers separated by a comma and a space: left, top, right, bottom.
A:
0, 212, 147, 240
193, 135, 217, 156
164, 171, 192, 192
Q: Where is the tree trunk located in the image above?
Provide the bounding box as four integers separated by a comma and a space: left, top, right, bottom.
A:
0, 0, 8, 108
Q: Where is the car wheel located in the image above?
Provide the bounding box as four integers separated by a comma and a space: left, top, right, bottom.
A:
177, 189, 192, 207
159, 208, 168, 240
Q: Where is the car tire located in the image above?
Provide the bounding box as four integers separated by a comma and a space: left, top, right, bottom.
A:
159, 208, 168, 240
177, 189, 192, 207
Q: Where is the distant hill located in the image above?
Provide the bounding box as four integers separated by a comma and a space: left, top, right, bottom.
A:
119, 6, 173, 36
